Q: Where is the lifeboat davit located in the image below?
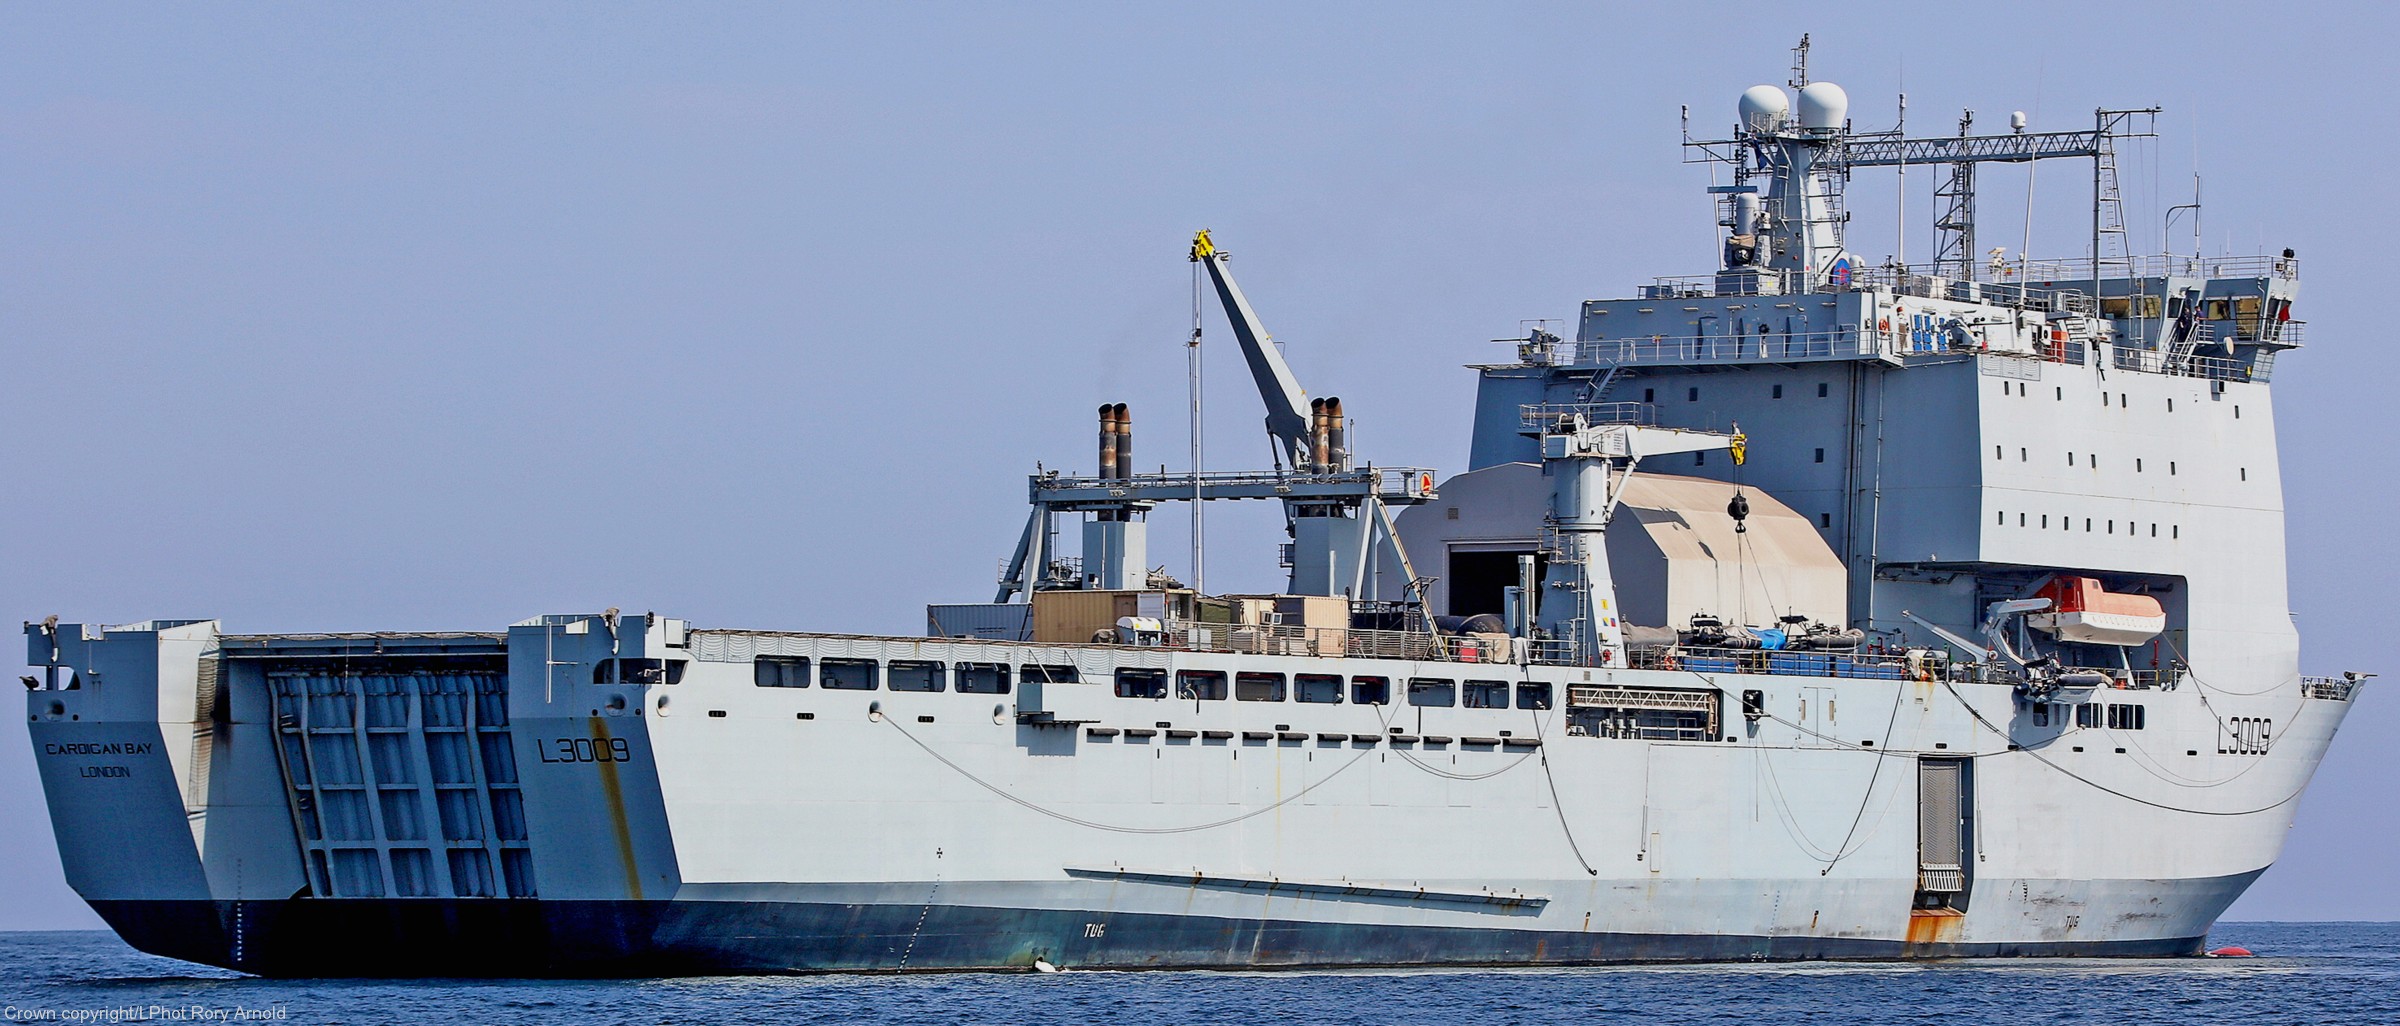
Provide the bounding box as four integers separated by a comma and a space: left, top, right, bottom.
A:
2026, 576, 2166, 646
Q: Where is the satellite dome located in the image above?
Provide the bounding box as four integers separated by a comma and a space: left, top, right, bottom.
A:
1738, 85, 1789, 133
1797, 81, 1849, 131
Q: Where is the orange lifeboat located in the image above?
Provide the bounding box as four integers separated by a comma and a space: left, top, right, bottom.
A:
2026, 576, 2166, 646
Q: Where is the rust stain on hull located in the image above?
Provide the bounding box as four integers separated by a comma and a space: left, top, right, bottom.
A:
1906, 908, 1966, 948
590, 716, 645, 901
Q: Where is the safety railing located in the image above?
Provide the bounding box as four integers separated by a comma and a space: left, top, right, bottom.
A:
1517, 402, 1656, 432
1625, 644, 1923, 680
2109, 345, 2266, 383
1548, 330, 1881, 367
1163, 618, 1457, 662
2302, 676, 2360, 702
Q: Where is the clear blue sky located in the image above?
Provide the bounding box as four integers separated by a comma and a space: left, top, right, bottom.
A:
3, 3, 2390, 928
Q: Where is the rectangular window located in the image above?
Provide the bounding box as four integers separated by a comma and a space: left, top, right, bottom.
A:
2033, 703, 2050, 727
821, 658, 878, 691
592, 658, 685, 685
754, 656, 809, 688
1643, 387, 1655, 403
1516, 682, 1554, 710
1295, 673, 1343, 704
1172, 669, 1224, 701
1817, 382, 1829, 397
1819, 512, 1831, 528
955, 662, 1011, 695
888, 660, 945, 692
1408, 678, 1456, 708
1997, 511, 2006, 526
1694, 452, 1706, 466
1352, 676, 1391, 706
1115, 668, 1168, 699
1687, 387, 1699, 402
1462, 680, 1508, 708
1235, 672, 1287, 702
1773, 384, 1784, 399
1020, 664, 1079, 684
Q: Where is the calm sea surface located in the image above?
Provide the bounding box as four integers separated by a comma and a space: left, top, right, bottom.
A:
0, 922, 2391, 1025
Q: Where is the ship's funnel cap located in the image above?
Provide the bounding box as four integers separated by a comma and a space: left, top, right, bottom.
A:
1797, 81, 1848, 132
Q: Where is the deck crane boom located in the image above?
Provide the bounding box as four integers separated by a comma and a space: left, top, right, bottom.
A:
1191, 230, 1313, 472
1523, 407, 1746, 666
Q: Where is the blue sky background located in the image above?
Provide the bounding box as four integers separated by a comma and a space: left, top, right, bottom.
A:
3, 3, 2390, 928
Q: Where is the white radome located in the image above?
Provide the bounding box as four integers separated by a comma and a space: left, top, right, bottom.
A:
1738, 84, 1789, 133
1797, 81, 1849, 131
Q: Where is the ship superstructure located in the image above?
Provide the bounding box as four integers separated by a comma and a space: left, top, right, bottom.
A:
20, 50, 2367, 976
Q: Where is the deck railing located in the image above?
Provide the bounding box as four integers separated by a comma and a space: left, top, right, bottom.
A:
2302, 675, 2361, 701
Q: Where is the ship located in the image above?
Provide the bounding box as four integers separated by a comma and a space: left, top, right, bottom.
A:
22, 48, 2370, 976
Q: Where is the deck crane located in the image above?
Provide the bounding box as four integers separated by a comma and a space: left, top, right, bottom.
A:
1523, 406, 1745, 667
989, 233, 1440, 606
1191, 230, 1392, 599
1190, 230, 1313, 473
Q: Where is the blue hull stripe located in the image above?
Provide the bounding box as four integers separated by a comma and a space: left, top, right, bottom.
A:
92, 898, 2209, 977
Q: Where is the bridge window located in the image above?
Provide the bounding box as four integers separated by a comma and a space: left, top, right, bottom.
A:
1173, 669, 1224, 701
1296, 673, 1343, 704
955, 663, 1011, 695
1236, 672, 1287, 702
1408, 678, 1456, 707
821, 658, 878, 690
754, 656, 809, 688
1115, 668, 1168, 699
